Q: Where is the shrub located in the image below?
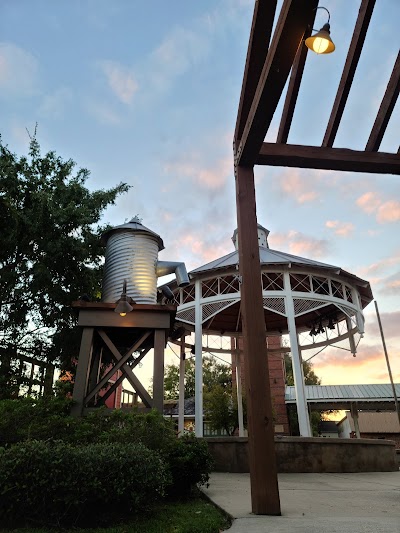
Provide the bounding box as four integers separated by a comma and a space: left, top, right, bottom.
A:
165, 434, 214, 496
0, 440, 169, 528
0, 396, 75, 445
0, 398, 176, 448
0, 399, 215, 505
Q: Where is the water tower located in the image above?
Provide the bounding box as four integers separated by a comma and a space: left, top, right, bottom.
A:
71, 218, 189, 416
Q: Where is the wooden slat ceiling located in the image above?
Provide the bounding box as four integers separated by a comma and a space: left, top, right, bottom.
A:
234, 0, 400, 175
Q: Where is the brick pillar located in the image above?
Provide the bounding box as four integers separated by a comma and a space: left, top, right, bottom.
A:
232, 335, 290, 435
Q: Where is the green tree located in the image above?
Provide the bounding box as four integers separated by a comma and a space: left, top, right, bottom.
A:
164, 355, 245, 435
284, 353, 321, 386
164, 355, 232, 400
0, 134, 129, 398
204, 384, 246, 436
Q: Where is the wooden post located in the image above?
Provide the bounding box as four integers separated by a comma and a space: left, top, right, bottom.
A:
153, 329, 165, 413
178, 336, 186, 436
235, 165, 281, 515
71, 327, 94, 416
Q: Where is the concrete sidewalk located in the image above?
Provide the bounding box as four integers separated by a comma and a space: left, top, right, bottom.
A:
202, 472, 400, 533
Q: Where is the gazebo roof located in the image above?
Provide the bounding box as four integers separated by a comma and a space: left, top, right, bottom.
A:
188, 243, 372, 301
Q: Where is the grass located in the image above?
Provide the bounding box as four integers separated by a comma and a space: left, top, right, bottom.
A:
0, 496, 232, 533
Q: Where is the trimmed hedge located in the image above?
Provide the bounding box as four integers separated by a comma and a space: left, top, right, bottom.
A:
0, 440, 169, 528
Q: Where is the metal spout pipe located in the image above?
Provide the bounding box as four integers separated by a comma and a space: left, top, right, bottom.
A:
156, 261, 190, 287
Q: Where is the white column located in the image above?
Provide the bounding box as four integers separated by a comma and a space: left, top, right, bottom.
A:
350, 402, 361, 438
235, 344, 245, 437
284, 272, 312, 437
194, 279, 203, 437
346, 316, 357, 356
178, 336, 185, 437
351, 287, 365, 335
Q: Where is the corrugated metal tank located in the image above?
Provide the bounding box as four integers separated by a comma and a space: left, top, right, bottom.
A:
101, 217, 164, 304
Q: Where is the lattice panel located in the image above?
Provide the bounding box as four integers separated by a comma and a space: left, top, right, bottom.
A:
262, 297, 286, 316
344, 286, 353, 303
219, 275, 240, 294
181, 285, 195, 304
170, 290, 180, 306
202, 299, 238, 323
262, 272, 284, 290
331, 280, 344, 299
176, 307, 195, 325
311, 276, 330, 295
290, 273, 311, 292
202, 279, 219, 298
293, 298, 328, 317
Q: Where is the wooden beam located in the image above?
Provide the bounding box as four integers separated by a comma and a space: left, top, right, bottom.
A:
235, 165, 280, 515
97, 347, 151, 406
277, 5, 318, 143
84, 331, 151, 405
97, 329, 153, 407
323, 0, 376, 148
257, 142, 400, 174
234, 0, 277, 145
236, 0, 314, 166
71, 327, 94, 416
153, 329, 166, 413
366, 50, 400, 151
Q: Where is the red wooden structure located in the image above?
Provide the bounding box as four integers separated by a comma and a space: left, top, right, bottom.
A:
234, 0, 399, 514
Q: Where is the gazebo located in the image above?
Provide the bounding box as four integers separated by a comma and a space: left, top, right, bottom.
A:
166, 224, 373, 438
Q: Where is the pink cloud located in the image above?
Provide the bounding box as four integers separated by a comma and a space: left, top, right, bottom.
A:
278, 170, 319, 204
164, 156, 231, 190
366, 310, 400, 339
358, 252, 400, 276
269, 231, 329, 258
379, 272, 400, 295
311, 342, 400, 384
376, 201, 400, 223
356, 192, 381, 214
325, 220, 354, 237
356, 192, 400, 224
99, 60, 138, 104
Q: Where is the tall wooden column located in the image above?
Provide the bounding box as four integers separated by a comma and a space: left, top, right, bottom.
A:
235, 165, 281, 515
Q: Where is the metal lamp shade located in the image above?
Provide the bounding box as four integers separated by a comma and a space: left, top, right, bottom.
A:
305, 24, 335, 54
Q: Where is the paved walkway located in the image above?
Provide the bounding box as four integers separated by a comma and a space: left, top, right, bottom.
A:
202, 471, 400, 533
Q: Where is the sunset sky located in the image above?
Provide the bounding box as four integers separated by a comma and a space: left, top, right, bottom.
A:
1, 0, 399, 388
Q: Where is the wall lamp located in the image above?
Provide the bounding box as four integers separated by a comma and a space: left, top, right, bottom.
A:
115, 279, 135, 316
305, 7, 335, 55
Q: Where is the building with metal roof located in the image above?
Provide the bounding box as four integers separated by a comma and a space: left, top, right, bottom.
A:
285, 384, 400, 411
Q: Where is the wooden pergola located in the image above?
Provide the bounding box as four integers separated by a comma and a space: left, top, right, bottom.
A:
233, 0, 399, 515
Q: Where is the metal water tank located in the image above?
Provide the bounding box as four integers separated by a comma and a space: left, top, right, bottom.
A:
101, 217, 164, 304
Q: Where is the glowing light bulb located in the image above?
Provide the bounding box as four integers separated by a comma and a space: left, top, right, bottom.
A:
312, 37, 329, 54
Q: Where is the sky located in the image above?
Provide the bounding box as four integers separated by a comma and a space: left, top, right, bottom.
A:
1, 0, 399, 390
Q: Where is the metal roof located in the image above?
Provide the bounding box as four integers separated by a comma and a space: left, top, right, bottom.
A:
285, 384, 400, 411
190, 247, 338, 275
189, 246, 370, 293
101, 217, 164, 250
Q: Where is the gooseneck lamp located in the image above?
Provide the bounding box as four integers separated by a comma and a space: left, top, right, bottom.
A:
305, 7, 335, 55
115, 279, 134, 316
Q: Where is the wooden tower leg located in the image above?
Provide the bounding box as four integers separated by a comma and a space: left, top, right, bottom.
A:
71, 327, 94, 417
153, 329, 165, 412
